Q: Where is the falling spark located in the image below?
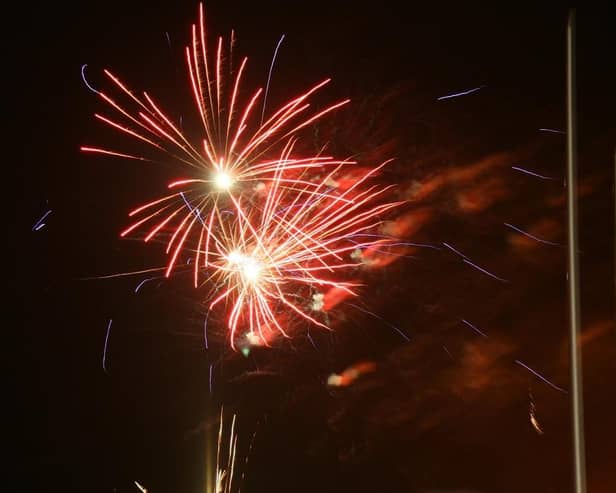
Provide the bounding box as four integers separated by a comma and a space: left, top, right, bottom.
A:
32, 209, 52, 232
539, 128, 566, 134
443, 242, 509, 282
80, 64, 99, 94
437, 84, 486, 100
346, 302, 410, 341
443, 345, 453, 359
511, 165, 555, 180
327, 360, 377, 387
515, 359, 567, 393
134, 276, 163, 293
102, 318, 113, 373
134, 480, 148, 493
529, 390, 544, 435
261, 34, 286, 125
461, 318, 488, 337
504, 222, 561, 246
442, 241, 469, 259
204, 310, 210, 349
462, 258, 510, 283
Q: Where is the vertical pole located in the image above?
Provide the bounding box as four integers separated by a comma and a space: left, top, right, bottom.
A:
566, 9, 587, 493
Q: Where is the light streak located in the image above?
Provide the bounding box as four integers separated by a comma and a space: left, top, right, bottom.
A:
511, 165, 555, 180
442, 241, 469, 259
443, 242, 509, 282
461, 318, 488, 338
32, 209, 52, 231
462, 258, 510, 283
102, 319, 113, 373
437, 85, 486, 100
504, 222, 561, 246
346, 302, 410, 341
514, 359, 567, 393
80, 64, 99, 94
261, 34, 286, 125
539, 128, 566, 134
134, 480, 147, 493
134, 276, 163, 293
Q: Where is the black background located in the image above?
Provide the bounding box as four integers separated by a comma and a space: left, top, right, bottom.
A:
13, 2, 614, 492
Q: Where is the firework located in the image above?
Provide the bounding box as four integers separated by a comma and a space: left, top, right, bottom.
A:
200, 142, 403, 348
81, 2, 350, 281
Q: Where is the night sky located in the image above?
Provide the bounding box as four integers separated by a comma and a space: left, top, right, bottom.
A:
14, 2, 614, 492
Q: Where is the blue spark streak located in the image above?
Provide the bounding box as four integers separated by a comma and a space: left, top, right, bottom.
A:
515, 359, 567, 393
102, 319, 113, 373
32, 209, 52, 231
463, 258, 510, 283
437, 85, 486, 101
346, 302, 410, 341
511, 166, 555, 180
504, 223, 561, 246
261, 34, 286, 125
539, 128, 566, 134
81, 64, 99, 94
461, 318, 488, 337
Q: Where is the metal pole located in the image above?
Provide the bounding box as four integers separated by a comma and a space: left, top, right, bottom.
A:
566, 9, 587, 493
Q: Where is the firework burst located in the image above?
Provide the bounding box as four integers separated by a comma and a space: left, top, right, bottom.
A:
82, 2, 350, 281
200, 141, 403, 348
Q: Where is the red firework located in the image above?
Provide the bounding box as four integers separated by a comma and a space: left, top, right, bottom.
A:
82, 3, 403, 347
200, 141, 403, 348
81, 3, 350, 281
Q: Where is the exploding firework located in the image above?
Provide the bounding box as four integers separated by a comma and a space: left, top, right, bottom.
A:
81, 2, 350, 281
200, 142, 403, 348
82, 2, 404, 349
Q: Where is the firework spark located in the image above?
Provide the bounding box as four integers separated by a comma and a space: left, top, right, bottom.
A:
81, 3, 351, 282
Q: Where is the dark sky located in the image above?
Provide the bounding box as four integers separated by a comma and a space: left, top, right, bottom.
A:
13, 2, 614, 492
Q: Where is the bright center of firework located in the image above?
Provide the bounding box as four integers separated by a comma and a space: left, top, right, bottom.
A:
226, 250, 263, 284
214, 171, 234, 190
241, 257, 262, 283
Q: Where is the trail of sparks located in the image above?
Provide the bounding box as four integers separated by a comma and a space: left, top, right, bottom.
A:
213, 411, 243, 493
